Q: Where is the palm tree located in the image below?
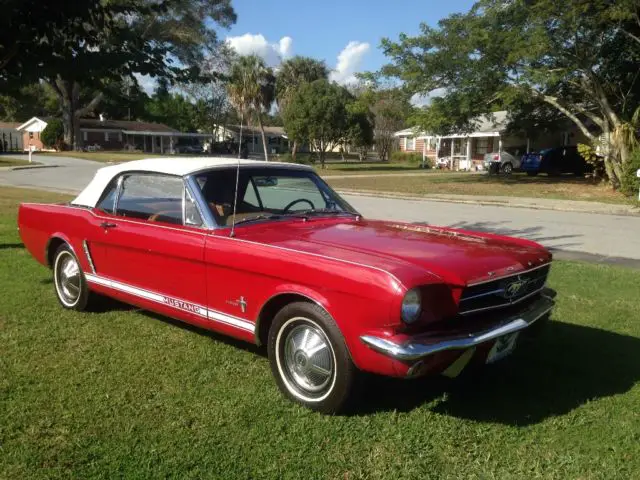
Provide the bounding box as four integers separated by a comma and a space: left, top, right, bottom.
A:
276, 56, 329, 159
226, 55, 275, 161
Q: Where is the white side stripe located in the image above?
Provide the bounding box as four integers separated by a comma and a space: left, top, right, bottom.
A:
85, 273, 255, 333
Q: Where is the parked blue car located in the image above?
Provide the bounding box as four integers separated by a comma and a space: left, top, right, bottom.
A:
521, 146, 593, 176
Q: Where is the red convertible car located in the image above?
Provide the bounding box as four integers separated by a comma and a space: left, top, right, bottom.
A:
18, 158, 555, 413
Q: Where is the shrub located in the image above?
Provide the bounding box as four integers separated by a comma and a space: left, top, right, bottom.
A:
390, 151, 432, 168
41, 119, 64, 150
278, 153, 313, 165
620, 149, 640, 197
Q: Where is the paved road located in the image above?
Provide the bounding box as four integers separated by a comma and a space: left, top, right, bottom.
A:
2, 155, 639, 262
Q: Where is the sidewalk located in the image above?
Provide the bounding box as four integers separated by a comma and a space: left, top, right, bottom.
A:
337, 189, 640, 216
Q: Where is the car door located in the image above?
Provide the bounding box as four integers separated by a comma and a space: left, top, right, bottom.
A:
91, 172, 208, 323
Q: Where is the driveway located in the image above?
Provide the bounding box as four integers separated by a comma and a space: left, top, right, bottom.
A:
1, 154, 639, 262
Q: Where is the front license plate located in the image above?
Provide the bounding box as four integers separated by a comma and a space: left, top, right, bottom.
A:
486, 332, 519, 364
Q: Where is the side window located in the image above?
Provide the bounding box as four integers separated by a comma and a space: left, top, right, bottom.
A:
116, 174, 184, 225
184, 188, 203, 227
96, 178, 119, 214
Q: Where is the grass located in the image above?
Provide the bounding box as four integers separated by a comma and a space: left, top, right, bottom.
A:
326, 171, 634, 204
0, 156, 40, 168
1, 186, 639, 479
40, 151, 152, 162
316, 161, 428, 176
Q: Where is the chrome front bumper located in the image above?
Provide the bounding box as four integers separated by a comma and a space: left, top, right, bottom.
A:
360, 294, 554, 362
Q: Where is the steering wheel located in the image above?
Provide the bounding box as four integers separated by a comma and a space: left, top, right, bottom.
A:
283, 198, 315, 213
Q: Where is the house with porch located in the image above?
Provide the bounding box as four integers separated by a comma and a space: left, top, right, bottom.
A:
394, 111, 587, 170
213, 124, 290, 154
16, 116, 214, 154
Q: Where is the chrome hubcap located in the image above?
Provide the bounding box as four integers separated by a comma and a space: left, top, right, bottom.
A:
283, 323, 334, 393
56, 252, 81, 305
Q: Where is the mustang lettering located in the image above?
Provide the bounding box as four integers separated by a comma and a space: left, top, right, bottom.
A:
18, 157, 555, 413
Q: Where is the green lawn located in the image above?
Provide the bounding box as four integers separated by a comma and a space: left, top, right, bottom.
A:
1, 187, 639, 479
0, 156, 40, 167
327, 172, 634, 205
40, 151, 152, 162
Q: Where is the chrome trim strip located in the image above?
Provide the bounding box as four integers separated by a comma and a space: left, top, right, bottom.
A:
467, 262, 551, 287
82, 240, 96, 274
459, 285, 546, 315
459, 287, 506, 302
185, 175, 217, 229
84, 273, 255, 333
360, 296, 554, 362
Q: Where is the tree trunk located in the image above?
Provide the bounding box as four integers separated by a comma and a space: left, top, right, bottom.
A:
291, 140, 297, 160
48, 77, 102, 151
257, 114, 269, 161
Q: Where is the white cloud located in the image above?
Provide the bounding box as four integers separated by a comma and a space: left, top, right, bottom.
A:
411, 88, 446, 107
225, 33, 293, 66
134, 73, 156, 95
329, 41, 370, 85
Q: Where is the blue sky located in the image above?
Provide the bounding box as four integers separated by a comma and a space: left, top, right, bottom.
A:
223, 0, 476, 82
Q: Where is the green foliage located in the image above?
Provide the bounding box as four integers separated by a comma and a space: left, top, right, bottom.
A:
620, 149, 640, 197
40, 119, 64, 149
577, 143, 606, 180
283, 79, 352, 167
390, 151, 431, 167
379, 0, 640, 187
276, 56, 329, 111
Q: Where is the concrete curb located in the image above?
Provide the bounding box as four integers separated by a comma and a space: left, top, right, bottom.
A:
10, 164, 58, 171
337, 189, 640, 217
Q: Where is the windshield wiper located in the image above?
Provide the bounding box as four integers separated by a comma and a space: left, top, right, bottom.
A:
298, 209, 358, 216
233, 214, 282, 226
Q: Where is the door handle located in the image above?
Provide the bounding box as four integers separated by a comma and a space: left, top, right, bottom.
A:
100, 222, 117, 229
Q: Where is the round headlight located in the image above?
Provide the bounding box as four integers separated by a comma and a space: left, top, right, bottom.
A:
401, 288, 422, 323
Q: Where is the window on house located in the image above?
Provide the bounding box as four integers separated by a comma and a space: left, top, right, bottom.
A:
104, 132, 110, 142
405, 137, 415, 151
83, 131, 88, 141
475, 138, 490, 154
118, 132, 122, 142
29, 132, 33, 139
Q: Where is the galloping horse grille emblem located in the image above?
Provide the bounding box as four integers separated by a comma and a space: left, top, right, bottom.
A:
503, 278, 529, 299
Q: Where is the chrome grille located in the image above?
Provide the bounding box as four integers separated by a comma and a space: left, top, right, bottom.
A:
459, 264, 551, 315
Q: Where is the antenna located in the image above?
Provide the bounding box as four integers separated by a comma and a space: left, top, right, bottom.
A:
229, 156, 241, 237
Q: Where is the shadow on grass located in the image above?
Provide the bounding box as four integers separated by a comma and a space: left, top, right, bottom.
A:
355, 319, 640, 425
0, 242, 24, 250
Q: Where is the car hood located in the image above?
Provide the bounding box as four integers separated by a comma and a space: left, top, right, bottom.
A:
239, 218, 550, 286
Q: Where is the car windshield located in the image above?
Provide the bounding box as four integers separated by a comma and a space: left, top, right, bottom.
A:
193, 167, 358, 227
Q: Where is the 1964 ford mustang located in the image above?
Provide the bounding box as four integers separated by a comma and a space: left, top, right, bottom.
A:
18, 158, 555, 413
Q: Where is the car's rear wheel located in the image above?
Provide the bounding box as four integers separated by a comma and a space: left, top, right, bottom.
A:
501, 162, 513, 175
53, 244, 91, 311
268, 302, 359, 414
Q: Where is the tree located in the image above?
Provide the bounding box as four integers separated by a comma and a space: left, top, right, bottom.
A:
276, 56, 329, 159
41, 118, 64, 150
380, 0, 640, 187
344, 98, 375, 161
2, 0, 236, 150
283, 79, 352, 168
226, 55, 275, 161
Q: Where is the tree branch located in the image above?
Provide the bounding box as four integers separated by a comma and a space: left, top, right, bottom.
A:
538, 93, 596, 142
76, 92, 104, 118
621, 28, 640, 47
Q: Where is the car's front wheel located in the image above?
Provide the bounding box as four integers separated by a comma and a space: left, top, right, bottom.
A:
268, 302, 359, 414
53, 244, 91, 311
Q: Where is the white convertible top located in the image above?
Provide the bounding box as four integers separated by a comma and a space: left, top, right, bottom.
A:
71, 156, 311, 208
